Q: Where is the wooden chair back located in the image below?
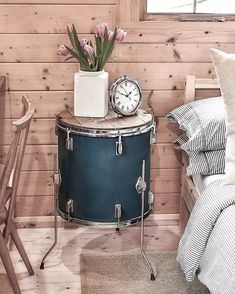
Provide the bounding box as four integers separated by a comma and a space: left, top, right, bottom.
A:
0, 95, 34, 239
0, 95, 35, 293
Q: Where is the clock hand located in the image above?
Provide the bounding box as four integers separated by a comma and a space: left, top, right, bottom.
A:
120, 85, 128, 95
116, 90, 128, 97
127, 88, 136, 96
126, 89, 136, 100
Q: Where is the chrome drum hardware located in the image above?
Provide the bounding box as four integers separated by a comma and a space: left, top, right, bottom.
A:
66, 199, 74, 222
116, 134, 123, 155
66, 128, 73, 151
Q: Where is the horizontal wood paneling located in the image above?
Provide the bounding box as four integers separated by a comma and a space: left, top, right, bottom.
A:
0, 63, 215, 91
16, 196, 53, 217
123, 21, 235, 43
0, 5, 116, 33
17, 171, 53, 196
0, 145, 55, 170
151, 169, 181, 194
114, 43, 235, 63
157, 118, 181, 143
0, 34, 92, 63
154, 193, 180, 214
0, 118, 56, 145
151, 144, 181, 169
1, 35, 234, 63
1, 90, 184, 119
1, 89, 220, 120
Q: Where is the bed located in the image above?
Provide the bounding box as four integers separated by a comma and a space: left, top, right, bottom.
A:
171, 76, 235, 294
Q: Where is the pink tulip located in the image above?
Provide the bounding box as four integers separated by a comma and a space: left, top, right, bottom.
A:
80, 38, 88, 49
115, 28, 127, 42
108, 31, 114, 41
95, 23, 108, 37
65, 23, 73, 34
57, 44, 69, 56
84, 44, 94, 56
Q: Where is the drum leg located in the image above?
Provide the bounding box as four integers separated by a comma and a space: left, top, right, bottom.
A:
138, 160, 156, 281
40, 154, 60, 270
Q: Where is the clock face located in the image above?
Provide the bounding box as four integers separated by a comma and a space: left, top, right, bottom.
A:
111, 78, 142, 115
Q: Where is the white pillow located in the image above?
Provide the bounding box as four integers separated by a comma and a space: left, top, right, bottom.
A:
211, 48, 235, 184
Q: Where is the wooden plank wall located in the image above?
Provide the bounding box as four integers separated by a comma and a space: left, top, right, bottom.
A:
0, 0, 234, 219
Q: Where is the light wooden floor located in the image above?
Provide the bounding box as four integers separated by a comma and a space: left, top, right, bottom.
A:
0, 217, 180, 294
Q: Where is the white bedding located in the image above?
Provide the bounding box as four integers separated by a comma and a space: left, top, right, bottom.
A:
192, 174, 225, 195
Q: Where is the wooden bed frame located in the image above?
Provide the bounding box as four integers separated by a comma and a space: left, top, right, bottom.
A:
179, 75, 221, 234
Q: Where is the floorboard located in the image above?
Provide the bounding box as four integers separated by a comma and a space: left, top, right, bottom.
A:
0, 223, 180, 293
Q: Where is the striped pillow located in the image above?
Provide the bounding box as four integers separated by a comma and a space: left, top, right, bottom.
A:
167, 96, 226, 152
186, 149, 225, 176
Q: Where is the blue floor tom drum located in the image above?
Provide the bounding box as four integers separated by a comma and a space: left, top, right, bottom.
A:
56, 109, 155, 226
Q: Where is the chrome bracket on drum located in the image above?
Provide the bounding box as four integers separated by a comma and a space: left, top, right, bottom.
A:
66, 128, 73, 151
53, 170, 61, 186
66, 199, 74, 221
115, 134, 123, 155
150, 124, 156, 144
114, 204, 122, 231
148, 191, 155, 209
135, 176, 147, 194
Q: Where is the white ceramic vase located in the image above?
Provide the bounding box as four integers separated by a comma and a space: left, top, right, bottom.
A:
74, 70, 109, 117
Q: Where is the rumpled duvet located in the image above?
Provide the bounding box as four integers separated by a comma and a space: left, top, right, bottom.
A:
177, 179, 235, 294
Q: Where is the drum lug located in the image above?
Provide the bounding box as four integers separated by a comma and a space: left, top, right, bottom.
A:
66, 199, 74, 221
66, 128, 73, 151
116, 134, 123, 155
115, 204, 122, 229
148, 191, 155, 209
53, 169, 61, 186
136, 176, 147, 194
150, 123, 156, 144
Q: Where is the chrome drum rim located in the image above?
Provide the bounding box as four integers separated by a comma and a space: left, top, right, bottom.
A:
57, 207, 152, 227
56, 120, 155, 138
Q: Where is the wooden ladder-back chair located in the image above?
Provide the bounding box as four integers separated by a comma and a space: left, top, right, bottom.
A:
0, 95, 35, 294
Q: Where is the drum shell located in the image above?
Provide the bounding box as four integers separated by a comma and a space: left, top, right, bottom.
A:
57, 127, 151, 224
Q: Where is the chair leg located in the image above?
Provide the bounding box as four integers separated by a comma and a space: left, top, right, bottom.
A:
10, 222, 34, 276
0, 233, 21, 294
